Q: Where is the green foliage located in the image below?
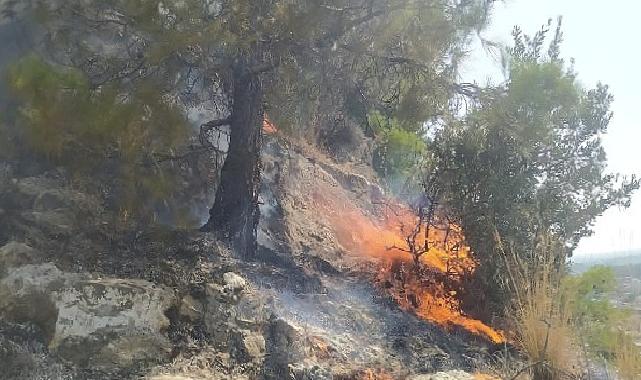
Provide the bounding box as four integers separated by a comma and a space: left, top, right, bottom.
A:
430, 21, 639, 315
5, 55, 190, 220
508, 241, 576, 380
263, 0, 491, 136
566, 265, 616, 298
369, 111, 426, 194
562, 266, 632, 359
7, 0, 494, 243
29, 0, 493, 139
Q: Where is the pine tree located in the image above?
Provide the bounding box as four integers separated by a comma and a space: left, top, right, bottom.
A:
5, 0, 493, 256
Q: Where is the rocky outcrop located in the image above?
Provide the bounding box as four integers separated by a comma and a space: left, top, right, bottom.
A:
229, 329, 266, 364
0, 242, 177, 368
408, 371, 480, 380
202, 271, 268, 364
263, 317, 306, 380
146, 271, 273, 380
0, 241, 41, 276
291, 364, 334, 380
0, 173, 105, 251
51, 278, 176, 367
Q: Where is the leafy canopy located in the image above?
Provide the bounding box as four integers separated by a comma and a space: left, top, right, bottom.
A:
562, 266, 631, 358
369, 111, 426, 195
429, 20, 638, 313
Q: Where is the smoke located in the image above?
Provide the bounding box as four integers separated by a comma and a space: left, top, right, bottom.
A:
256, 279, 400, 364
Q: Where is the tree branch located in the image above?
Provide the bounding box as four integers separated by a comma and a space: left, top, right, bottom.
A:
452, 82, 482, 98
202, 117, 232, 129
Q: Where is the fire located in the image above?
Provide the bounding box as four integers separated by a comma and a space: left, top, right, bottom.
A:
316, 191, 505, 344
305, 334, 335, 359
263, 116, 278, 134
354, 369, 395, 380
379, 259, 505, 344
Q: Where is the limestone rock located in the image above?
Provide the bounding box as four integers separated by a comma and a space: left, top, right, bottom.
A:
291, 364, 333, 380
0, 241, 41, 276
5, 176, 103, 236
264, 317, 305, 380
92, 334, 172, 368
50, 278, 175, 344
179, 295, 204, 321
234, 291, 272, 329
230, 329, 266, 363
20, 210, 75, 234
223, 272, 247, 293
0, 263, 177, 368
1, 263, 76, 297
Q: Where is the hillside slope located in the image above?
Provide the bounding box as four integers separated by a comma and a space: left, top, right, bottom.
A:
0, 137, 509, 379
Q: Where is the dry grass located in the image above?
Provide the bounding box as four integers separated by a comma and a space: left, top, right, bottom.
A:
495, 229, 641, 380
513, 269, 575, 380
614, 337, 641, 380
496, 230, 578, 380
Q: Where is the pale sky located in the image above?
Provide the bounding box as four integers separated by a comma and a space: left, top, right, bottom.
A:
462, 0, 641, 257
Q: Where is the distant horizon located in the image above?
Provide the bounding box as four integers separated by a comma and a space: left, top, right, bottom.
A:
572, 248, 641, 263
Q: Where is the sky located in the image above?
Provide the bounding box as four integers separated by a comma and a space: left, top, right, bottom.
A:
461, 0, 641, 257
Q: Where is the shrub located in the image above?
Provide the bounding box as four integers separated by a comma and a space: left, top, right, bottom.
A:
562, 265, 630, 358
3, 55, 191, 221
507, 254, 641, 380
517, 290, 572, 379
562, 266, 640, 378
512, 255, 576, 380
368, 111, 426, 195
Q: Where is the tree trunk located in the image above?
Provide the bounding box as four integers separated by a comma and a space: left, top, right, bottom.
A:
202, 64, 263, 258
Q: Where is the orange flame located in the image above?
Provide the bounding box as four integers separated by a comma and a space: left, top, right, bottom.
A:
315, 190, 505, 343
263, 116, 278, 134
355, 369, 395, 380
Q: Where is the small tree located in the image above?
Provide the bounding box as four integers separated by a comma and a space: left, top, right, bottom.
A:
428, 20, 638, 316
3, 54, 191, 221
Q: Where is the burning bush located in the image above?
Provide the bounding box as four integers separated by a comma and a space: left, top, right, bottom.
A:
377, 257, 505, 344
317, 184, 505, 343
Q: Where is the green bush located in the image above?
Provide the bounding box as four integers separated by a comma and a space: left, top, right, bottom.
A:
3, 55, 190, 221
563, 266, 631, 357
369, 111, 426, 195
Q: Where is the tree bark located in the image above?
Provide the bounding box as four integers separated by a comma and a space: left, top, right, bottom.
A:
201, 63, 263, 258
